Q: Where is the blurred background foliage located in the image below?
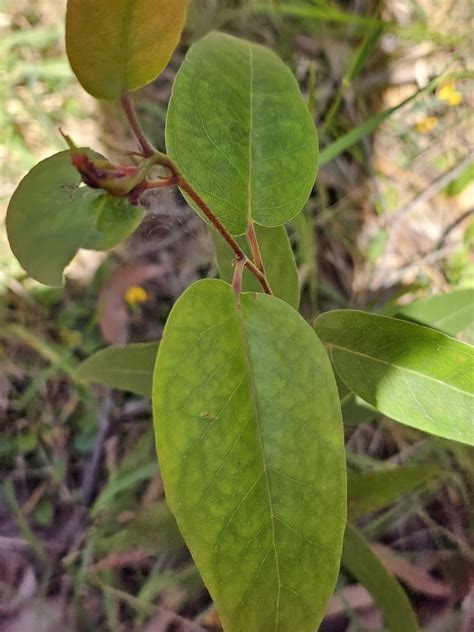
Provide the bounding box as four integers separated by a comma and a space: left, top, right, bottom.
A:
0, 0, 473, 630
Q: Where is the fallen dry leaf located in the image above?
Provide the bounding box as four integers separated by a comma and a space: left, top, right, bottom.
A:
97, 263, 164, 344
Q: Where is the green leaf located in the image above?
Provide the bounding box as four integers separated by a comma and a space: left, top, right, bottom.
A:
444, 162, 474, 197
394, 289, 474, 337
252, 1, 382, 27
153, 279, 345, 631
342, 523, 418, 632
96, 502, 185, 555
76, 342, 159, 396
342, 395, 378, 425
212, 224, 300, 309
166, 32, 318, 235
92, 462, 158, 517
348, 464, 441, 520
315, 310, 474, 445
6, 151, 143, 286
65, 0, 189, 100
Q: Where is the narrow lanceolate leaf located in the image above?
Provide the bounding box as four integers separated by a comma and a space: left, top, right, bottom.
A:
315, 310, 474, 446
212, 224, 300, 309
76, 343, 159, 396
6, 152, 143, 286
342, 524, 418, 632
153, 280, 346, 632
66, 0, 189, 100
166, 32, 318, 235
394, 289, 474, 337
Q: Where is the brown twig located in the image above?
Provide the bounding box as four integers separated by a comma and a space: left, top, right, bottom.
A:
121, 93, 155, 158
177, 176, 272, 295
120, 95, 272, 295
232, 253, 246, 298
436, 207, 474, 250
385, 151, 474, 226
246, 222, 266, 273
144, 175, 180, 190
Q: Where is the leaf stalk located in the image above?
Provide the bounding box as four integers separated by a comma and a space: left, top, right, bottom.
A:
120, 94, 272, 295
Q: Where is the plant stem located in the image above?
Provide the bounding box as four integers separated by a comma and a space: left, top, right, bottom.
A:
121, 93, 155, 158
177, 177, 272, 295
120, 95, 272, 295
144, 175, 180, 190
246, 222, 265, 273
232, 254, 246, 298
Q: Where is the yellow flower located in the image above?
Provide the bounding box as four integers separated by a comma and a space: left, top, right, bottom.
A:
125, 285, 148, 306
438, 82, 462, 107
416, 116, 438, 133
60, 329, 82, 348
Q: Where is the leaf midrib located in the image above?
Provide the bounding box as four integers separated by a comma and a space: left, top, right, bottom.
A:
236, 299, 282, 630
434, 302, 473, 329
326, 343, 472, 397
119, 0, 135, 95
247, 41, 254, 226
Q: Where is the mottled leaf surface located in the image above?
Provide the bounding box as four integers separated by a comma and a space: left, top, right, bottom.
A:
394, 289, 474, 337
166, 32, 318, 235
76, 342, 159, 396
342, 524, 418, 632
315, 310, 474, 445
153, 279, 345, 632
66, 0, 188, 100
212, 224, 300, 308
6, 151, 143, 286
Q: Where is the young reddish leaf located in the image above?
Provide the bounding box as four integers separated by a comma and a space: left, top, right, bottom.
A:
6, 151, 144, 286
212, 224, 300, 309
153, 279, 346, 631
166, 32, 318, 235
66, 0, 189, 100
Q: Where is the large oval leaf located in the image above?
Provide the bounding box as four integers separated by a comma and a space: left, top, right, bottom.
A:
342, 523, 418, 632
315, 310, 474, 445
66, 0, 189, 100
166, 32, 318, 235
6, 151, 143, 286
212, 224, 300, 309
76, 342, 159, 396
153, 279, 345, 631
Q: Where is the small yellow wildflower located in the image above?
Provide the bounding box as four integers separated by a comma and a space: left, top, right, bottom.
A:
438, 82, 462, 107
125, 285, 148, 306
416, 116, 438, 133
61, 329, 82, 348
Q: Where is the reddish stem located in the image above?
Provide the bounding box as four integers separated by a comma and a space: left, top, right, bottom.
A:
177, 177, 272, 295
144, 176, 180, 190
232, 254, 246, 299
246, 222, 265, 273
119, 95, 272, 295
121, 93, 155, 158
